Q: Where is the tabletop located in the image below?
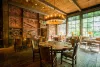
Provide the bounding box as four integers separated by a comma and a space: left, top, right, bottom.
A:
39, 41, 72, 51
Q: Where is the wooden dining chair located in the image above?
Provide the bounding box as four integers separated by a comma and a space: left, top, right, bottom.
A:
61, 42, 78, 67
70, 38, 76, 47
31, 39, 40, 62
14, 39, 22, 52
39, 45, 57, 67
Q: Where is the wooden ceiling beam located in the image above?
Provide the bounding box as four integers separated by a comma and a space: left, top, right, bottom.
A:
38, 0, 67, 15
8, 1, 47, 15
69, 0, 81, 11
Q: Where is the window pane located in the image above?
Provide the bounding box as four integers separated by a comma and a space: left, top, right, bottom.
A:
94, 11, 100, 16
68, 22, 72, 25
76, 16, 79, 20
83, 14, 88, 18
94, 16, 100, 21
83, 19, 87, 22
83, 28, 87, 32
88, 17, 93, 22
94, 31, 100, 36
94, 27, 100, 31
68, 15, 80, 36
57, 23, 66, 35
88, 12, 93, 17
94, 22, 100, 26
87, 23, 93, 27
88, 28, 93, 31
71, 21, 76, 24
83, 22, 87, 27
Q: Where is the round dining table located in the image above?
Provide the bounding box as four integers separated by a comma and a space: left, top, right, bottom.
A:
39, 41, 72, 64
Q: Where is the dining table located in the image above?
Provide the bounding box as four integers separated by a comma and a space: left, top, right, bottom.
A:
84, 39, 100, 51
39, 41, 72, 64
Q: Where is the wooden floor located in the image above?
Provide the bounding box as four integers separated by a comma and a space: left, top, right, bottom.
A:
0, 45, 100, 67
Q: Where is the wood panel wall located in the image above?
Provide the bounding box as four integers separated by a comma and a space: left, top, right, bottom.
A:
8, 5, 39, 46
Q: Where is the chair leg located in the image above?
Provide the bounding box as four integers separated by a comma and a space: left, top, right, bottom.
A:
33, 52, 35, 62
72, 59, 74, 67
61, 50, 63, 64
75, 56, 76, 64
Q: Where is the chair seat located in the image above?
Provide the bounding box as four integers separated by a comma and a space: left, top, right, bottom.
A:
63, 51, 73, 58
33, 48, 39, 53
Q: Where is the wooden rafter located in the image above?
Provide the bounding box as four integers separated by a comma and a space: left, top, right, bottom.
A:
38, 0, 67, 14
8, 1, 47, 15
69, 0, 81, 11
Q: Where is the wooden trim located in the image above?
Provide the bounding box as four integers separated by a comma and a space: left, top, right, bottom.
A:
66, 17, 68, 36
37, 13, 40, 35
67, 4, 100, 17
80, 13, 83, 36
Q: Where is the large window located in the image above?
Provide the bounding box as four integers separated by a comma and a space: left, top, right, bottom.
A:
68, 16, 80, 36
83, 11, 100, 37
57, 20, 66, 35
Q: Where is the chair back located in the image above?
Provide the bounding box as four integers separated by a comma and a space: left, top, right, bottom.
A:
26, 38, 31, 45
32, 39, 39, 48
70, 38, 75, 47
39, 45, 52, 62
73, 42, 78, 57
31, 39, 35, 49
14, 39, 22, 46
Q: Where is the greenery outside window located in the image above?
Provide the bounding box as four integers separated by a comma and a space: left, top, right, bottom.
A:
83, 11, 100, 37
68, 16, 80, 36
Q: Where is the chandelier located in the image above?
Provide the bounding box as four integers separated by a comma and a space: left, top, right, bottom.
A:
44, 0, 65, 24
44, 14, 65, 24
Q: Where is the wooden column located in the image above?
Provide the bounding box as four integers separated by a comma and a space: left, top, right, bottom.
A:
80, 12, 83, 36
37, 13, 40, 36
55, 25, 57, 35
3, 0, 9, 47
66, 16, 68, 36
0, 0, 3, 48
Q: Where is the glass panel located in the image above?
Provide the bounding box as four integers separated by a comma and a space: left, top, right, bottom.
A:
94, 27, 100, 31
94, 31, 100, 36
88, 12, 93, 17
88, 17, 93, 22
76, 22, 80, 27
73, 16, 76, 20
83, 19, 87, 22
88, 27, 93, 31
94, 22, 100, 26
83, 22, 87, 27
68, 15, 80, 36
71, 25, 75, 28
94, 11, 100, 16
57, 23, 66, 35
83, 28, 87, 32
68, 17, 72, 21
76, 20, 80, 23
76, 27, 79, 30
83, 14, 88, 18
76, 16, 80, 20
87, 23, 93, 27
68, 22, 72, 25
71, 21, 76, 24
68, 26, 72, 29
94, 16, 100, 21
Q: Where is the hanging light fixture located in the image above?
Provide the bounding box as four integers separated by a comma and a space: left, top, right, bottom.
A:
44, 0, 65, 24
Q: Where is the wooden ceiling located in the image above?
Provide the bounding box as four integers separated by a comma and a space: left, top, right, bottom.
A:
8, 0, 100, 15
